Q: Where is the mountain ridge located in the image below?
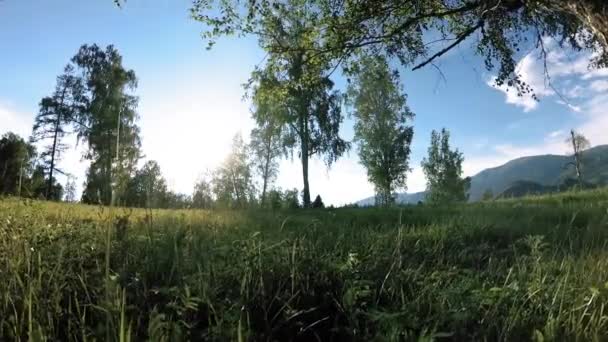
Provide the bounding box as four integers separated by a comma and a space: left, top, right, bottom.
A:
355, 144, 608, 205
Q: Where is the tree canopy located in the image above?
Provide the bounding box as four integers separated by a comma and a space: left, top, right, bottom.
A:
250, 97, 285, 206
193, 0, 608, 97
31, 65, 84, 199
348, 56, 414, 206
245, 0, 350, 207
212, 134, 256, 209
68, 44, 142, 205
124, 160, 168, 208
0, 132, 63, 200
422, 128, 470, 204
0, 132, 36, 196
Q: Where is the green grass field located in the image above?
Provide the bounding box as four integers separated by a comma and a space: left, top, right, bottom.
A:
2, 189, 608, 341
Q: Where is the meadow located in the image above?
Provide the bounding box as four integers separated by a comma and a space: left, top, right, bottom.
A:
2, 189, 608, 341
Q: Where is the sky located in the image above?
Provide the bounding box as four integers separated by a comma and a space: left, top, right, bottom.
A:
1, 0, 608, 206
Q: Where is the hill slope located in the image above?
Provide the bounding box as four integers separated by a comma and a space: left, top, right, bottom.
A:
469, 144, 608, 201
356, 145, 608, 205
356, 191, 426, 206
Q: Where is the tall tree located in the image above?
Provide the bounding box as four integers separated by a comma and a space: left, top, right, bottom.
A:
421, 129, 470, 204
124, 160, 168, 208
282, 188, 301, 209
247, 0, 349, 207
192, 172, 214, 209
565, 129, 591, 188
347, 56, 415, 207
312, 194, 325, 208
64, 175, 77, 202
212, 134, 256, 208
31, 65, 85, 199
69, 44, 142, 205
194, 0, 608, 98
0, 132, 36, 196
250, 101, 284, 206
28, 164, 64, 201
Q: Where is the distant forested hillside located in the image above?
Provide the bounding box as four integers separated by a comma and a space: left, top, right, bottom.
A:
357, 145, 608, 205
469, 145, 608, 201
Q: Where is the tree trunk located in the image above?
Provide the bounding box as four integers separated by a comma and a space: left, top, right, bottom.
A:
261, 136, 272, 206
111, 109, 121, 207
1, 160, 7, 193
47, 88, 67, 200
47, 111, 61, 199
299, 112, 312, 208
261, 161, 269, 207
570, 130, 583, 188
300, 112, 311, 208
18, 156, 24, 197
301, 144, 310, 208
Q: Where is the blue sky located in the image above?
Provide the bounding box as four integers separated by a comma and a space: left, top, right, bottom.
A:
2, 0, 607, 205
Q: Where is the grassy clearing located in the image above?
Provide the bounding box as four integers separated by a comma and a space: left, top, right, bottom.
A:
2, 190, 608, 341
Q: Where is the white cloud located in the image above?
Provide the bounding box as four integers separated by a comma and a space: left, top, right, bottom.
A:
487, 53, 555, 112
577, 92, 608, 146
470, 79, 608, 177
565, 84, 585, 98
581, 68, 608, 80
0, 102, 33, 137
556, 100, 582, 113
489, 38, 608, 112
548, 129, 565, 138
590, 80, 608, 92
477, 37, 608, 177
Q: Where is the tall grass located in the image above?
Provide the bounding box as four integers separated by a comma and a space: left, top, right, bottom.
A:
1, 189, 608, 340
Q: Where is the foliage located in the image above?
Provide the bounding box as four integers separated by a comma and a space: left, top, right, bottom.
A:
264, 187, 302, 210
124, 161, 168, 209
566, 130, 591, 156
28, 165, 64, 201
3, 188, 608, 339
249, 103, 283, 206
64, 176, 77, 202
0, 132, 36, 196
565, 129, 591, 188
191, 173, 214, 209
312, 194, 325, 208
265, 188, 283, 210
162, 191, 192, 209
68, 44, 142, 205
347, 56, 414, 207
422, 128, 470, 204
482, 189, 494, 201
244, 0, 349, 207
31, 65, 85, 199
282, 188, 300, 209
211, 134, 256, 209
193, 0, 608, 98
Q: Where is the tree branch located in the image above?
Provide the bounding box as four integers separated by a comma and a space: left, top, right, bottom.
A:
412, 21, 483, 71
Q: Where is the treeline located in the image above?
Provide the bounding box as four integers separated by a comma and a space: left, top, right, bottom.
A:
0, 133, 64, 200
0, 43, 312, 209
1, 40, 475, 208
120, 135, 306, 210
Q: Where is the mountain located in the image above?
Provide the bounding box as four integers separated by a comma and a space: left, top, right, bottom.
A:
497, 178, 597, 199
355, 145, 608, 205
469, 144, 608, 201
356, 191, 426, 206
496, 180, 553, 199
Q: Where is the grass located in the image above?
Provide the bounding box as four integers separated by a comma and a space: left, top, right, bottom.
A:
2, 189, 608, 341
